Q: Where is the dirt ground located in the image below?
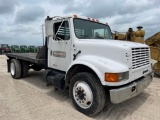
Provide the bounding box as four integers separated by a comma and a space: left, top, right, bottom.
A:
0, 55, 160, 120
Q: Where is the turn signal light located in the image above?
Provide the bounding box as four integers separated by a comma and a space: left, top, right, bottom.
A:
96, 20, 99, 22
73, 15, 78, 18
105, 73, 118, 82
88, 18, 91, 20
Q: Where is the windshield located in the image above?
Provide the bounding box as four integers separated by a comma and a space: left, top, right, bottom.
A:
74, 19, 112, 39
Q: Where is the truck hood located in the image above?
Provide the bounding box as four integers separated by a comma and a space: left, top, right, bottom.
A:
75, 39, 149, 69
78, 39, 147, 48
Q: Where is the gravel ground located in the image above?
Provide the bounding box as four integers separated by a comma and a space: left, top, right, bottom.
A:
0, 55, 160, 120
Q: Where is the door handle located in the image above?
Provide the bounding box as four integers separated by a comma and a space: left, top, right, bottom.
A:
50, 50, 52, 56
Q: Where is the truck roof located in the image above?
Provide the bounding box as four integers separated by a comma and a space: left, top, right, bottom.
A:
47, 15, 108, 25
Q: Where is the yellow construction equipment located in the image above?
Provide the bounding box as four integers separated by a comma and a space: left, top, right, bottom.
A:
113, 26, 145, 44
112, 31, 125, 40
134, 26, 145, 43
146, 32, 160, 75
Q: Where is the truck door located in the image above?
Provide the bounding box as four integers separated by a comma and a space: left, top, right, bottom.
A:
48, 20, 71, 71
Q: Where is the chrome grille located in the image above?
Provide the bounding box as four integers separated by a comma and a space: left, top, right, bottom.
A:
132, 47, 150, 69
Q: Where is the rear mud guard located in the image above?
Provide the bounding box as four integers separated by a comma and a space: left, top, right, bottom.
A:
7, 59, 11, 72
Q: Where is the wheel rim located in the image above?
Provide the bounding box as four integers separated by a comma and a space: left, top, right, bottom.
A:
73, 81, 93, 109
10, 62, 15, 76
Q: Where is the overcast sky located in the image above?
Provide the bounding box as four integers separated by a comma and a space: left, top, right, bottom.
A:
0, 0, 160, 46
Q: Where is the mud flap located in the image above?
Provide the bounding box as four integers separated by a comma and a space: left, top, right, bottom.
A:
7, 59, 11, 72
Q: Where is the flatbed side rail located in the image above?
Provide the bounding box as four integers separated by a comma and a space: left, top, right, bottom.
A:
6, 53, 46, 65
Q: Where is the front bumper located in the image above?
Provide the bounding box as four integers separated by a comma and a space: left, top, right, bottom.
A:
110, 72, 153, 104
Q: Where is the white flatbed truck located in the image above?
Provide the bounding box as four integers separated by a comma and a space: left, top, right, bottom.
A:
6, 15, 153, 116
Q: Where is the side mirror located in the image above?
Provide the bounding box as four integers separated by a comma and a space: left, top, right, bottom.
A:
45, 17, 54, 36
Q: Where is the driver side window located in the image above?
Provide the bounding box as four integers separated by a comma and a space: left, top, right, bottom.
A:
53, 21, 70, 40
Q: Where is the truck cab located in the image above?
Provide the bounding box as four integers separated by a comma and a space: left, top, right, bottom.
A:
46, 15, 152, 84
6, 15, 153, 116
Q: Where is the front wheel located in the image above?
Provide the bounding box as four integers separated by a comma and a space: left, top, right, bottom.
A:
69, 72, 106, 116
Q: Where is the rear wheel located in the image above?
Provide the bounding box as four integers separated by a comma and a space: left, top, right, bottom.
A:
10, 59, 21, 79
69, 72, 106, 116
21, 61, 29, 77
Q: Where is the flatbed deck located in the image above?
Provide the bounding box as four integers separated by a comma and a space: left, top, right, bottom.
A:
6, 53, 46, 65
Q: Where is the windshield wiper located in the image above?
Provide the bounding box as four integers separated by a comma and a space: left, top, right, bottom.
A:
79, 35, 94, 39
95, 36, 104, 39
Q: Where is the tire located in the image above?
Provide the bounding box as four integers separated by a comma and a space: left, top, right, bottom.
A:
21, 61, 29, 77
10, 59, 21, 79
69, 72, 106, 116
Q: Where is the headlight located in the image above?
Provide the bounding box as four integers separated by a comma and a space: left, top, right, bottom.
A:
105, 71, 129, 82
